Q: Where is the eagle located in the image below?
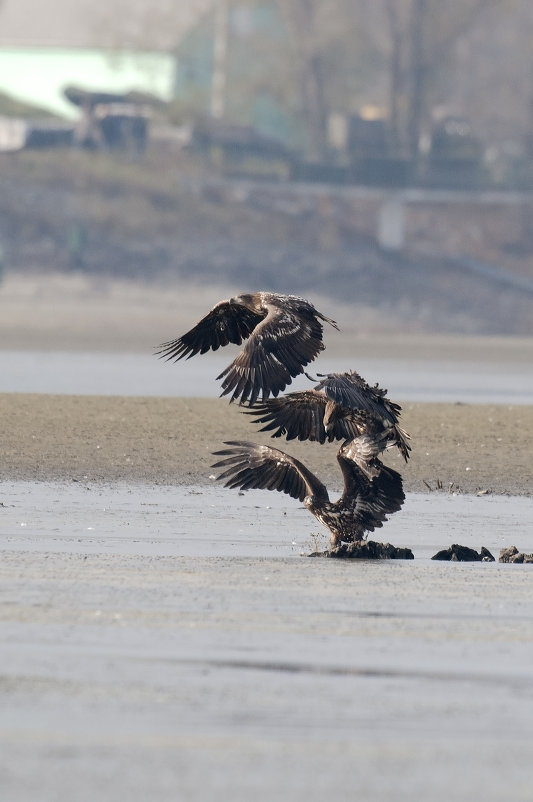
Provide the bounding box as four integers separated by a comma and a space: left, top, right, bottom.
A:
156, 292, 338, 406
212, 438, 405, 547
244, 369, 411, 462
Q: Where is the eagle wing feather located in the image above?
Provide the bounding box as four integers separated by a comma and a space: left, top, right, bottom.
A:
155, 301, 263, 361
212, 440, 329, 503
336, 440, 405, 533
218, 299, 334, 405
243, 390, 330, 442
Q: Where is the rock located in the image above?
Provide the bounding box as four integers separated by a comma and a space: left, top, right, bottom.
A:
499, 545, 519, 562
309, 540, 414, 560
431, 543, 495, 562
499, 546, 533, 563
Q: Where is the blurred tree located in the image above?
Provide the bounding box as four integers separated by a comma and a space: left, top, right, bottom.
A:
368, 0, 506, 157
275, 0, 368, 160
515, 0, 533, 159
89, 0, 532, 170
406, 0, 427, 158
276, 0, 329, 160
274, 0, 509, 160
382, 0, 408, 153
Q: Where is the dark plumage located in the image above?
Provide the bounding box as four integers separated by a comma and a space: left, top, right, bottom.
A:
212, 439, 405, 547
155, 292, 338, 406
244, 369, 411, 462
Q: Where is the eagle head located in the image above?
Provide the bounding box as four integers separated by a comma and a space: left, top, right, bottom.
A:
230, 293, 263, 314
323, 401, 340, 438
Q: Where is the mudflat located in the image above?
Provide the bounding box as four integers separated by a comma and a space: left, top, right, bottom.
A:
1, 393, 531, 495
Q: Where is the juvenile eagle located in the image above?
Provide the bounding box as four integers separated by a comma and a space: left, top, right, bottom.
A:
156, 292, 338, 405
212, 439, 405, 547
245, 369, 411, 462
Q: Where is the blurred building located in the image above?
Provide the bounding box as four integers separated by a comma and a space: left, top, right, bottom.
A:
174, 3, 292, 146
0, 48, 174, 120
0, 0, 207, 118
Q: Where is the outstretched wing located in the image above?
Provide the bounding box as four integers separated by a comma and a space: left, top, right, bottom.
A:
212, 440, 329, 503
244, 390, 330, 442
338, 432, 392, 480
315, 370, 411, 461
390, 424, 411, 463
361, 465, 405, 533
217, 298, 335, 405
337, 441, 405, 533
155, 300, 263, 361
314, 370, 400, 425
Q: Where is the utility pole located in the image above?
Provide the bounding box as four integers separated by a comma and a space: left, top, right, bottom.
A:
211, 0, 228, 119
407, 0, 427, 160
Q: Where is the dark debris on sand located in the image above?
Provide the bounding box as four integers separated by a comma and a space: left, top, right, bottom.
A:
432, 543, 533, 563
499, 545, 533, 564
309, 540, 414, 560
307, 542, 533, 563
432, 544, 495, 562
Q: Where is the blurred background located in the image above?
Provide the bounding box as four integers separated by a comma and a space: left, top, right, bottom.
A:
0, 0, 532, 357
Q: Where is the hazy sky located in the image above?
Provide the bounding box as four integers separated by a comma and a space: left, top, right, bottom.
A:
0, 0, 212, 49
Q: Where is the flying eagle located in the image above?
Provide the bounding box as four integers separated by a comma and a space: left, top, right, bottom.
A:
244, 369, 411, 462
212, 439, 405, 547
156, 292, 338, 405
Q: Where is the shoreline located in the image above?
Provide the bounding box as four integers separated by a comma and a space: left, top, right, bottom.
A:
1, 393, 531, 496
2, 272, 533, 356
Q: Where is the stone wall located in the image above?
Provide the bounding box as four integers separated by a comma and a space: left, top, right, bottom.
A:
205, 179, 533, 279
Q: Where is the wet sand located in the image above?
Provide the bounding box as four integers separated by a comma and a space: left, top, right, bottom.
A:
2, 480, 533, 802
1, 393, 532, 495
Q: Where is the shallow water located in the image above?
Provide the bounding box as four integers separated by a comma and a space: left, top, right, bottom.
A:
1, 350, 532, 403
2, 483, 533, 802
2, 482, 532, 560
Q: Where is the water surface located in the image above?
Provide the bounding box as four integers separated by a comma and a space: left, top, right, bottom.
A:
1, 350, 532, 403
2, 482, 532, 560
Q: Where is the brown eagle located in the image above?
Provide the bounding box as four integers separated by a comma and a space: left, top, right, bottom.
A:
212, 438, 405, 547
244, 369, 411, 462
156, 292, 338, 405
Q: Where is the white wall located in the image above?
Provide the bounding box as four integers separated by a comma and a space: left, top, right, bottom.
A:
0, 48, 174, 118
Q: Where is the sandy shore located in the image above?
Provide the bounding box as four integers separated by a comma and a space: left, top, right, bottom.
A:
1, 393, 531, 495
